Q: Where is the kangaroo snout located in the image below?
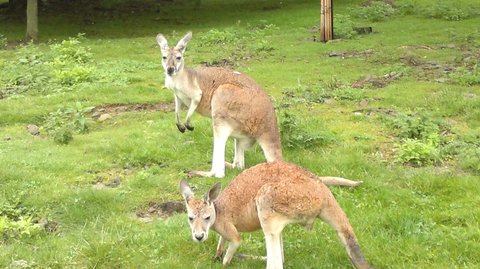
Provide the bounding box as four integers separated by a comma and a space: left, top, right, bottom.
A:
194, 233, 205, 242
167, 66, 175, 75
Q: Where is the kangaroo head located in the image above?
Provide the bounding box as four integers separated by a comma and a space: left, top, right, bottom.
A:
156, 32, 192, 76
179, 180, 221, 242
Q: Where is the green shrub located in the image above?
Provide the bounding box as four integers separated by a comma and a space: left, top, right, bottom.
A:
49, 34, 92, 64
422, 2, 469, 21
396, 0, 416, 16
0, 199, 43, 240
43, 102, 94, 144
48, 34, 95, 85
388, 112, 443, 141
396, 137, 440, 166
334, 14, 356, 39
53, 64, 95, 85
352, 1, 396, 22
198, 28, 238, 46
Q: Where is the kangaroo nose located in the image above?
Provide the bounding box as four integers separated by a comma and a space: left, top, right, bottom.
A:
195, 234, 204, 241
167, 67, 175, 74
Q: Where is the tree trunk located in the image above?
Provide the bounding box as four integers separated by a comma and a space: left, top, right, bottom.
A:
25, 0, 38, 41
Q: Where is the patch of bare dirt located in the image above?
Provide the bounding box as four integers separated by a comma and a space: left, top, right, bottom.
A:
91, 102, 173, 118
38, 218, 61, 233
90, 169, 132, 189
352, 107, 399, 117
200, 58, 236, 68
136, 201, 185, 222
352, 72, 402, 88
328, 49, 375, 59
400, 55, 456, 81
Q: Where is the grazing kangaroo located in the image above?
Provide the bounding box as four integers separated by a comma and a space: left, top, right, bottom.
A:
156, 32, 282, 178
179, 161, 372, 269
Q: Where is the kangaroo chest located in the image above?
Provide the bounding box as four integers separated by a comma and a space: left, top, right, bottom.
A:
164, 74, 212, 117
165, 75, 192, 105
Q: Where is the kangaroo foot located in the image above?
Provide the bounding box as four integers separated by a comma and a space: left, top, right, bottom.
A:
176, 123, 186, 133
185, 123, 194, 131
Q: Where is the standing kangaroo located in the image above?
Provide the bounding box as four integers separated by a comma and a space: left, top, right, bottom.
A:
179, 161, 373, 269
156, 32, 282, 178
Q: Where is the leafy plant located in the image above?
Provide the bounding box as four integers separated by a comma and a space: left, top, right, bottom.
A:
49, 33, 92, 64
352, 1, 396, 22
388, 112, 443, 141
48, 34, 95, 85
396, 136, 440, 166
333, 14, 356, 39
422, 2, 470, 21
0, 199, 42, 240
53, 65, 95, 85
43, 102, 94, 144
198, 28, 238, 46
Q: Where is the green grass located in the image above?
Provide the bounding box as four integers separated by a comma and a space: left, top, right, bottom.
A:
1, 0, 480, 268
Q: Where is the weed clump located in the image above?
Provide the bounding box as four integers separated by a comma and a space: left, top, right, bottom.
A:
0, 198, 43, 241
49, 34, 95, 85
333, 14, 357, 39
385, 111, 444, 166
43, 102, 94, 144
352, 1, 396, 22
197, 21, 278, 63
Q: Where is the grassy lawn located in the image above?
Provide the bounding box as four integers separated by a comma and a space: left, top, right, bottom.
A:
1, 0, 479, 268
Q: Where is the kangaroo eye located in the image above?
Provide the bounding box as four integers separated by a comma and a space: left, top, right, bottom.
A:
176, 56, 182, 60
188, 216, 194, 221
162, 56, 167, 60
204, 216, 210, 221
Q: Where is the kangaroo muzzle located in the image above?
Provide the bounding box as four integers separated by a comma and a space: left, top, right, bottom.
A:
167, 66, 175, 75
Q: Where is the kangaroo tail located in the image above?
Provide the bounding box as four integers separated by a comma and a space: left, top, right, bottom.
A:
318, 176, 363, 187
319, 192, 372, 269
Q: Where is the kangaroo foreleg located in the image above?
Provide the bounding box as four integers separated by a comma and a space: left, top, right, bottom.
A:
174, 95, 186, 133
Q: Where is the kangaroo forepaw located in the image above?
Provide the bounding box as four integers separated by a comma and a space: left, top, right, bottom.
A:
176, 123, 186, 133
185, 123, 194, 131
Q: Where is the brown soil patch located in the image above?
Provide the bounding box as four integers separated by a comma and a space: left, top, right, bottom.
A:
352, 72, 402, 89
328, 49, 374, 59
400, 55, 456, 81
90, 168, 133, 189
200, 58, 236, 68
92, 102, 173, 118
136, 201, 185, 222
352, 107, 399, 116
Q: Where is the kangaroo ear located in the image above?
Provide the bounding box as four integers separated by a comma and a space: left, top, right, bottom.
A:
156, 33, 169, 52
179, 180, 194, 202
203, 183, 221, 205
175, 31, 192, 53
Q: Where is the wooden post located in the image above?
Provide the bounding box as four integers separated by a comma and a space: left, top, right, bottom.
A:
320, 0, 333, 42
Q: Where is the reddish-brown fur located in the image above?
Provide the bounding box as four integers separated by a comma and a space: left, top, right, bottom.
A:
180, 161, 372, 269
